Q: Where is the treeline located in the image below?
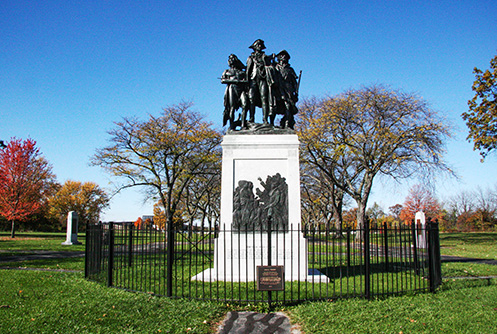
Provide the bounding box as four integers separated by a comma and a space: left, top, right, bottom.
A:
323, 185, 497, 233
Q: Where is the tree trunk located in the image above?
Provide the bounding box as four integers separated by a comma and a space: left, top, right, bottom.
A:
354, 173, 374, 242
334, 217, 343, 238
332, 190, 344, 238
10, 220, 16, 238
355, 202, 366, 242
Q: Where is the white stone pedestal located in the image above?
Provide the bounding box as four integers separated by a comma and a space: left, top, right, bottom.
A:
62, 211, 82, 245
192, 133, 328, 282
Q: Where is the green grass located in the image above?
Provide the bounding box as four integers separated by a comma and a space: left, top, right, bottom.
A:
2, 269, 496, 334
1, 257, 85, 271
442, 262, 497, 278
439, 232, 497, 260
0, 270, 228, 334
439, 232, 497, 279
289, 281, 497, 333
0, 233, 86, 252
0, 233, 86, 271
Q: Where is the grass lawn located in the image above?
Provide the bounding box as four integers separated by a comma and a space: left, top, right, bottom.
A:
1, 269, 496, 333
439, 232, 497, 260
289, 280, 497, 333
0, 232, 86, 253
1, 231, 497, 333
439, 232, 497, 278
0, 270, 228, 334
0, 233, 86, 271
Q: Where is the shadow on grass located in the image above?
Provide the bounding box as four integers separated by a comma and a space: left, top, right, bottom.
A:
319, 260, 423, 279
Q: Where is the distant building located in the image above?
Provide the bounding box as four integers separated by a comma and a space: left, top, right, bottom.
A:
142, 215, 154, 222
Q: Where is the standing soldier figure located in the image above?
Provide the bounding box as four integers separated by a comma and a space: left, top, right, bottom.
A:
246, 39, 274, 124
275, 50, 299, 129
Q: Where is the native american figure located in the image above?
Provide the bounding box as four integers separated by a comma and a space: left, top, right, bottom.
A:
221, 54, 249, 129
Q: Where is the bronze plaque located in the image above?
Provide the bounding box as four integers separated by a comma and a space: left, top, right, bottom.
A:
257, 265, 284, 291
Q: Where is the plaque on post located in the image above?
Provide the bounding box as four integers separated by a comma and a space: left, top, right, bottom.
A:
257, 265, 284, 291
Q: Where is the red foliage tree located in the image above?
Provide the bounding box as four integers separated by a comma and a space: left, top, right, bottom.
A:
399, 184, 440, 224
134, 217, 143, 229
0, 138, 56, 237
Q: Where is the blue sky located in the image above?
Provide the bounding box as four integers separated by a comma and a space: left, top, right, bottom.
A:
1, 0, 496, 221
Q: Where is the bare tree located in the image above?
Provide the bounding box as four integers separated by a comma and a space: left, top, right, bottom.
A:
92, 102, 222, 234
301, 162, 347, 235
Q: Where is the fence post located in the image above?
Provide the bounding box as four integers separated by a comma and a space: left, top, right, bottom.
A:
128, 224, 133, 267
364, 219, 371, 299
428, 221, 442, 292
346, 228, 351, 270
85, 222, 89, 278
267, 216, 272, 311
411, 219, 419, 275
107, 222, 115, 287
383, 222, 389, 272
166, 218, 175, 297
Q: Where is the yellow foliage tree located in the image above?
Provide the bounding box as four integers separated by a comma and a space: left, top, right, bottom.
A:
297, 85, 452, 238
48, 180, 109, 225
462, 54, 497, 160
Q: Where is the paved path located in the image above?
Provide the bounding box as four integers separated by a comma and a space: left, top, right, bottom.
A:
441, 255, 497, 266
216, 311, 300, 334
0, 251, 84, 263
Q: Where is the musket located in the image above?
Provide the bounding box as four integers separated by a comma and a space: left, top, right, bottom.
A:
296, 70, 302, 95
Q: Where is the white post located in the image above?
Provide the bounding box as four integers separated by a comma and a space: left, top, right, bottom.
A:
62, 211, 82, 245
414, 211, 426, 249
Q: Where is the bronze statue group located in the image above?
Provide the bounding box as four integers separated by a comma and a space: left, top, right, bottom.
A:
221, 39, 300, 131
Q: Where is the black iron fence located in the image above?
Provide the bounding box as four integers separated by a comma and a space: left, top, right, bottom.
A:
85, 220, 442, 305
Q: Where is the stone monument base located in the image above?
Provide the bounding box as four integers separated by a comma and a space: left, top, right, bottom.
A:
192, 133, 329, 283
192, 230, 328, 283
62, 240, 82, 245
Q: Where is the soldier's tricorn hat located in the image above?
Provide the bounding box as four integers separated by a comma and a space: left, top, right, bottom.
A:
249, 39, 266, 50
277, 50, 290, 60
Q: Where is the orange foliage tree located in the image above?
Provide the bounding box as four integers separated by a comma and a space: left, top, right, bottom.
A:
342, 208, 358, 229
134, 216, 143, 229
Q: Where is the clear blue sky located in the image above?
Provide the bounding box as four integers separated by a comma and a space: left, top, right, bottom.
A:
1, 0, 496, 221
